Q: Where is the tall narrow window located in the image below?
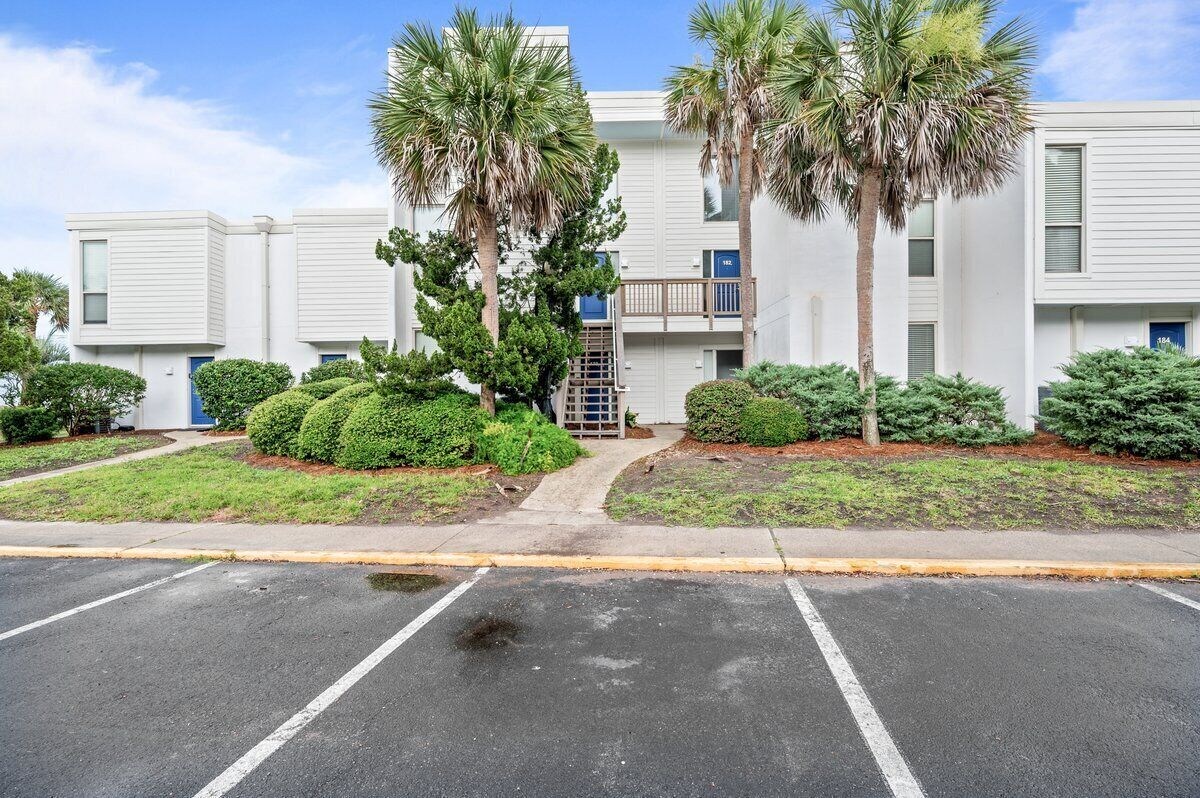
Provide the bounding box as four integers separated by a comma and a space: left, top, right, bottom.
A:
908, 200, 935, 277
908, 323, 935, 378
1045, 145, 1083, 273
702, 160, 739, 222
81, 240, 108, 323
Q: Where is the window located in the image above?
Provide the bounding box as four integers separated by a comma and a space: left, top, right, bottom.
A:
413, 329, 440, 354
320, 354, 347, 364
1045, 145, 1083, 273
413, 205, 447, 236
81, 240, 108, 323
600, 171, 619, 208
908, 200, 935, 277
702, 160, 739, 222
908, 324, 936, 378
702, 349, 743, 380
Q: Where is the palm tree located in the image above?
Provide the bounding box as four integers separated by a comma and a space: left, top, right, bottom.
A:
664, 0, 804, 367
767, 0, 1034, 444
369, 9, 597, 414
11, 269, 68, 336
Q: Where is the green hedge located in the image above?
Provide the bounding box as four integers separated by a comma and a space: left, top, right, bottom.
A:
295, 377, 356, 400
476, 409, 585, 474
0, 406, 59, 444
737, 362, 867, 441
191, 359, 293, 430
1039, 347, 1200, 459
738, 397, 807, 447
879, 373, 1030, 447
246, 389, 317, 457
684, 380, 755, 442
336, 391, 486, 469
22, 363, 147, 436
300, 359, 365, 384
294, 382, 375, 463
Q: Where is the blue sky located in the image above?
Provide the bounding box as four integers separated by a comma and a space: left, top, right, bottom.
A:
2, 0, 1198, 279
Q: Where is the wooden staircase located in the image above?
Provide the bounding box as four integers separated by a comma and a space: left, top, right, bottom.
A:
559, 322, 624, 438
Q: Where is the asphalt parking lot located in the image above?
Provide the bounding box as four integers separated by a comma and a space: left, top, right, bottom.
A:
1, 557, 1198, 798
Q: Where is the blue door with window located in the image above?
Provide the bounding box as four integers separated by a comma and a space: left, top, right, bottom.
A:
189, 357, 215, 426
712, 250, 741, 315
1150, 322, 1186, 351
579, 252, 610, 321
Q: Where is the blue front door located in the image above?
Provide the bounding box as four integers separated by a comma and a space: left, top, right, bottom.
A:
1150, 322, 1186, 351
189, 357, 215, 426
712, 250, 741, 315
580, 252, 611, 321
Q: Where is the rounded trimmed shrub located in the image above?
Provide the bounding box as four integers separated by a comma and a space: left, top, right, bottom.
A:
684, 379, 755, 442
738, 397, 807, 447
300, 359, 365, 384
191, 359, 293, 430
737, 362, 865, 441
336, 391, 486, 469
1039, 346, 1200, 459
295, 377, 356, 400
22, 363, 147, 436
246, 389, 317, 457
0, 405, 59, 444
476, 409, 585, 474
294, 382, 375, 463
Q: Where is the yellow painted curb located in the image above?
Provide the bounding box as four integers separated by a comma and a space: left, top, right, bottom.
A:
1, 544, 1199, 579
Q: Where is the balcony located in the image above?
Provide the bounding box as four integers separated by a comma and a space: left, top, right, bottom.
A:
618, 278, 756, 331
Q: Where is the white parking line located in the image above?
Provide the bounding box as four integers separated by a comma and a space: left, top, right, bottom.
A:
786, 578, 926, 798
0, 561, 217, 642
1138, 582, 1200, 613
192, 566, 491, 798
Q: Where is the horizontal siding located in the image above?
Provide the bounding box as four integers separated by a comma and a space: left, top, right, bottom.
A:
662, 141, 739, 277
207, 227, 225, 344
1037, 128, 1200, 302
295, 212, 390, 342
77, 224, 218, 345
608, 142, 657, 276
908, 277, 939, 322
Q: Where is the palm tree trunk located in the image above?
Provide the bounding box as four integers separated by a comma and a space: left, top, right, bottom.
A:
476, 206, 500, 416
856, 167, 883, 446
737, 130, 755, 367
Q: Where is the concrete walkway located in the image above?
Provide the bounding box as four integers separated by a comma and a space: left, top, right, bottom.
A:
519, 425, 683, 515
0, 430, 244, 488
1, 518, 1198, 578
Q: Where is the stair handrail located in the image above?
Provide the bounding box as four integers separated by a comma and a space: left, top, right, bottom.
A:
611, 288, 626, 439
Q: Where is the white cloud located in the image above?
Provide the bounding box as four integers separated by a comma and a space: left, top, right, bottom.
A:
1042, 0, 1200, 101
0, 34, 384, 278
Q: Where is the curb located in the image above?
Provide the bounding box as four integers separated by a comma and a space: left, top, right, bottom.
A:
2, 545, 1199, 579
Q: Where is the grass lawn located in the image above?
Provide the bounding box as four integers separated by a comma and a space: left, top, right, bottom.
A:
0, 442, 517, 525
606, 455, 1200, 530
0, 434, 169, 480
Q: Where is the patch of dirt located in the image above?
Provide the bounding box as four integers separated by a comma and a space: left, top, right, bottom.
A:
455, 615, 521, 650
5, 430, 171, 449
669, 430, 1200, 469
625, 426, 655, 439
366, 572, 446, 592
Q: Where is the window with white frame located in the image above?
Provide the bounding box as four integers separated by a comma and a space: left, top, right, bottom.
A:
81, 240, 108, 323
702, 348, 743, 380
702, 160, 739, 222
907, 323, 936, 378
1045, 145, 1083, 273
908, 199, 934, 277
413, 329, 440, 354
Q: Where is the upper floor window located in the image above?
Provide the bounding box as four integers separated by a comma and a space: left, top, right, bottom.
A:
81, 240, 108, 324
413, 205, 447, 236
908, 199, 934, 277
702, 160, 739, 222
1045, 145, 1083, 273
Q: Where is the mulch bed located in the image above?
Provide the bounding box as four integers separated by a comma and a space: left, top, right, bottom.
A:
669, 430, 1200, 469
625, 426, 655, 439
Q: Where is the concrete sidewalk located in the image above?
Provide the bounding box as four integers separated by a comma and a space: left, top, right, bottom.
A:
1, 517, 1198, 578
0, 430, 244, 488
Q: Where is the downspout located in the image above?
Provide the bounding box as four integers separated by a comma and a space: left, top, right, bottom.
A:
253, 215, 274, 361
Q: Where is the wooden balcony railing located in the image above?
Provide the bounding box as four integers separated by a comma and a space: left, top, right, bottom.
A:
618, 278, 756, 330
